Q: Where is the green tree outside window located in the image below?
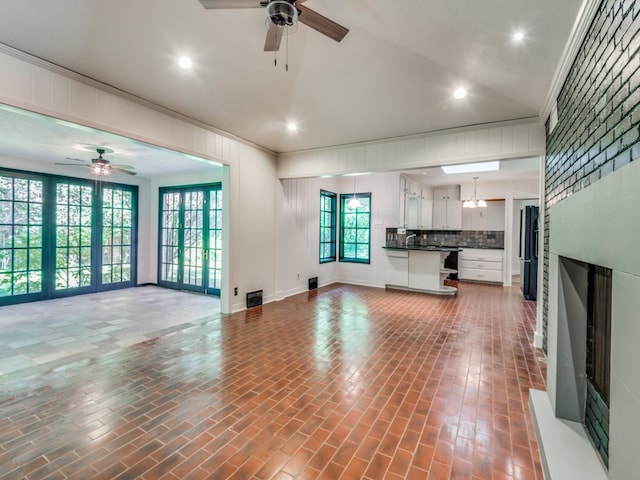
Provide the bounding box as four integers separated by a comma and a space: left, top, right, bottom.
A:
339, 193, 371, 263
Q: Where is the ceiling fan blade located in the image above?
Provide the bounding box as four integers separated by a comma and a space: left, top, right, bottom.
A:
298, 4, 348, 43
55, 162, 89, 166
111, 167, 137, 176
264, 22, 284, 52
198, 0, 260, 8
111, 164, 135, 170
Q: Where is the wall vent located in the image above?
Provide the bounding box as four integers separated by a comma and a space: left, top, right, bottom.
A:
246, 290, 263, 309
308, 277, 318, 290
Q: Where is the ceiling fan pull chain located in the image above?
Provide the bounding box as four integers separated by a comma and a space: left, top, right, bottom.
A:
286, 25, 289, 72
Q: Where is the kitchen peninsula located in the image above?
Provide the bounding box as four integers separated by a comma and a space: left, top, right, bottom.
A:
383, 246, 460, 296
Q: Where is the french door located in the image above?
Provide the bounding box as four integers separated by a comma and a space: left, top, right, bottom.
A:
158, 184, 222, 295
0, 169, 138, 306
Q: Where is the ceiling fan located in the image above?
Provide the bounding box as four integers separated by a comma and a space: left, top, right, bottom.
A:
198, 0, 349, 52
56, 148, 137, 176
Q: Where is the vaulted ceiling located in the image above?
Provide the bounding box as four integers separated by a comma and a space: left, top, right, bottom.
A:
0, 0, 584, 159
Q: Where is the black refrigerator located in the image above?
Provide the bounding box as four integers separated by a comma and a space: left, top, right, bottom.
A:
520, 206, 539, 300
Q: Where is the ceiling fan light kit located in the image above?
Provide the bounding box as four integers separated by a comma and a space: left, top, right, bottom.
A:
198, 0, 349, 53
265, 1, 299, 30
55, 148, 137, 177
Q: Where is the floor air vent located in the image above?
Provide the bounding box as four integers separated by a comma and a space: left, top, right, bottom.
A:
308, 277, 318, 290
246, 290, 263, 309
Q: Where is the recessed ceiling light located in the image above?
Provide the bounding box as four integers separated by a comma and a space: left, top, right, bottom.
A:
287, 122, 298, 132
178, 56, 193, 69
453, 88, 467, 99
513, 31, 525, 42
441, 161, 500, 174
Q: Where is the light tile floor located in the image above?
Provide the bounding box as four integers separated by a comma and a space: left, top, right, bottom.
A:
0, 286, 220, 379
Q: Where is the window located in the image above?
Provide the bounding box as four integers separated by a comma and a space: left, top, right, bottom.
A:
0, 168, 138, 306
55, 182, 93, 290
158, 184, 222, 296
0, 174, 44, 297
319, 190, 337, 263
102, 187, 135, 285
339, 193, 371, 263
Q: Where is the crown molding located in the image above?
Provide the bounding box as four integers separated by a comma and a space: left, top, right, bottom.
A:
539, 0, 602, 124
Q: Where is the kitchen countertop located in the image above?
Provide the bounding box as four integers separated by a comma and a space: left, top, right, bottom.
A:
383, 246, 461, 252
384, 246, 505, 251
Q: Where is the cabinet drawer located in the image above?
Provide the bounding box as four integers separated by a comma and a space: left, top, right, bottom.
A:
459, 268, 502, 283
460, 253, 503, 262
460, 259, 502, 271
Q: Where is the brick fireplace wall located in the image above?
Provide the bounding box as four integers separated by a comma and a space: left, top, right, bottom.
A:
543, 1, 640, 477
544, 0, 640, 353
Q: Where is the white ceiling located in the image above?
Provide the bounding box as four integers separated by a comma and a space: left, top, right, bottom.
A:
0, 0, 584, 178
403, 156, 540, 188
0, 105, 219, 178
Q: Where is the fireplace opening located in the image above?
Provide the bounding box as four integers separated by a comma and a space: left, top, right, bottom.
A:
585, 264, 612, 468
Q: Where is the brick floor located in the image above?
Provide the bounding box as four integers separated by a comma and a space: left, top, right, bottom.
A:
0, 282, 546, 479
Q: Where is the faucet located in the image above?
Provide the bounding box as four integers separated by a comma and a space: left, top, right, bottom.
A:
405, 233, 417, 247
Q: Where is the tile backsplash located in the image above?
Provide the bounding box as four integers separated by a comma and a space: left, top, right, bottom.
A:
386, 228, 504, 249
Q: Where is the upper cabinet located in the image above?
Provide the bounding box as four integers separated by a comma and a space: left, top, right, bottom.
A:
433, 186, 459, 201
432, 185, 462, 230
399, 175, 432, 228
419, 188, 433, 229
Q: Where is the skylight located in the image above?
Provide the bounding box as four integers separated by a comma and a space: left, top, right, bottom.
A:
441, 161, 500, 174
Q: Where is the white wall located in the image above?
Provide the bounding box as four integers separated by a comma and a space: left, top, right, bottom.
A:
459, 178, 539, 200
276, 172, 400, 298
547, 159, 640, 480
278, 119, 545, 179
0, 47, 278, 314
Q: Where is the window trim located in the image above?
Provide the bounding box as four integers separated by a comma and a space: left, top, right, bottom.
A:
319, 190, 337, 264
339, 192, 371, 264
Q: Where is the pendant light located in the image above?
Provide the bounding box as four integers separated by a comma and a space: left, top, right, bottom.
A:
348, 175, 362, 209
463, 177, 487, 208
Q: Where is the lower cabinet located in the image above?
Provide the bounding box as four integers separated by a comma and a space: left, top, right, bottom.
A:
459, 249, 503, 283
384, 249, 457, 295
385, 249, 409, 287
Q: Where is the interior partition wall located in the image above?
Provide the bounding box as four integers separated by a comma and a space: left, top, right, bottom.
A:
158, 183, 222, 296
0, 168, 138, 306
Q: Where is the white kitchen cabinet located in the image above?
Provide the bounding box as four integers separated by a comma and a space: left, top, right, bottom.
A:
433, 186, 460, 200
385, 248, 457, 295
408, 250, 456, 295
432, 185, 462, 229
399, 175, 424, 228
406, 196, 419, 227
459, 248, 504, 283
432, 199, 462, 229
418, 194, 433, 229
385, 249, 409, 287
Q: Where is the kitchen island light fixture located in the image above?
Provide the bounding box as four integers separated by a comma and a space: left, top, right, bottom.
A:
463, 177, 487, 208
